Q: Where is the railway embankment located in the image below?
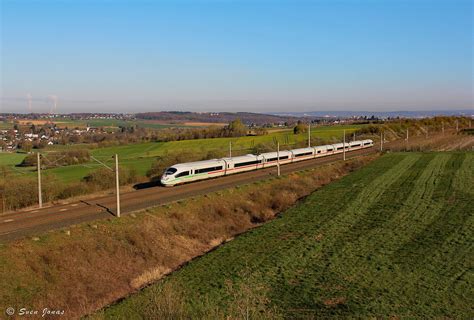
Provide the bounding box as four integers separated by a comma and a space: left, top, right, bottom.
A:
0, 154, 378, 319
97, 152, 474, 319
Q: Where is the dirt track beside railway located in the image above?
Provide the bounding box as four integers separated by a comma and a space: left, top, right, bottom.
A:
0, 146, 380, 242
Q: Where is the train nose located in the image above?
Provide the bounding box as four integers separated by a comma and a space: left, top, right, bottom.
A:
160, 175, 169, 185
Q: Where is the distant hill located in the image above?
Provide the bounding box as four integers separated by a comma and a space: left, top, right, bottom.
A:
273, 109, 473, 119
135, 111, 298, 125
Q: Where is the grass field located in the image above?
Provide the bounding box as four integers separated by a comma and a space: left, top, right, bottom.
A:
0, 121, 13, 129
12, 118, 201, 129
0, 125, 360, 183
99, 152, 473, 319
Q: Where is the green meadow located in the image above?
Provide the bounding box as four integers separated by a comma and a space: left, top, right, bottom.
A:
0, 125, 360, 183
99, 152, 473, 319
0, 121, 13, 129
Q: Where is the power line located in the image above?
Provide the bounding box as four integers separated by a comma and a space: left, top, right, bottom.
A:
90, 156, 113, 171
37, 153, 42, 208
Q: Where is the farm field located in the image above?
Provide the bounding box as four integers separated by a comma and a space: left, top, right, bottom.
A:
0, 125, 360, 183
52, 119, 197, 129
9, 118, 206, 129
99, 152, 473, 319
0, 121, 13, 129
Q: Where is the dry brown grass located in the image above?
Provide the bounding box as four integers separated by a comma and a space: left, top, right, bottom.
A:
17, 119, 52, 125
323, 297, 347, 307
0, 154, 377, 319
181, 121, 227, 127
385, 131, 474, 152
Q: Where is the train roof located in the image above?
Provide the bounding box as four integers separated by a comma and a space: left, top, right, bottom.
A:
170, 159, 224, 169
316, 144, 331, 149
222, 154, 259, 162
260, 150, 291, 158
314, 145, 330, 150
291, 147, 315, 154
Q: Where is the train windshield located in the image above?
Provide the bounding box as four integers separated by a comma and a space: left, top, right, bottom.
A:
164, 167, 178, 175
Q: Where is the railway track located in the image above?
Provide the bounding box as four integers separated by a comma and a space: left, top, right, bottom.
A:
0, 146, 380, 242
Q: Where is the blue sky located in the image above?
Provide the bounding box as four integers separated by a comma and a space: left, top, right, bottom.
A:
1, 0, 472, 113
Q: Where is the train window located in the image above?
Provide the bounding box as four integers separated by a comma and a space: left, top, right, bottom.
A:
317, 150, 321, 153
352, 144, 361, 147
234, 160, 261, 168
165, 167, 177, 175
295, 152, 313, 157
176, 171, 189, 178
327, 148, 333, 151
195, 166, 223, 174
266, 157, 277, 162
337, 147, 343, 150
364, 142, 370, 145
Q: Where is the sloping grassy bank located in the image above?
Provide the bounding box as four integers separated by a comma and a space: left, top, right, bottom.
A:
0, 154, 377, 319
95, 152, 473, 319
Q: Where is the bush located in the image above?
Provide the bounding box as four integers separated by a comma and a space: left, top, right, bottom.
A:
57, 182, 92, 199
0, 176, 38, 210
222, 119, 248, 137
0, 174, 63, 210
249, 143, 275, 155
355, 125, 380, 135
18, 150, 91, 168
17, 153, 38, 167
293, 123, 307, 134
0, 165, 138, 212
83, 166, 138, 189
254, 127, 268, 136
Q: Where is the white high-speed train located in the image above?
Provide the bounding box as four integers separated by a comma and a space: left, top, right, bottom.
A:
160, 139, 373, 186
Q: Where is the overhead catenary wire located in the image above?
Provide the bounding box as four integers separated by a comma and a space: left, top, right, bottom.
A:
41, 154, 67, 167
90, 156, 113, 171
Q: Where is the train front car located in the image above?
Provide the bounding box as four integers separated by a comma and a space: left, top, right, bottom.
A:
161, 159, 226, 186
361, 139, 374, 148
160, 163, 195, 186
160, 166, 179, 186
